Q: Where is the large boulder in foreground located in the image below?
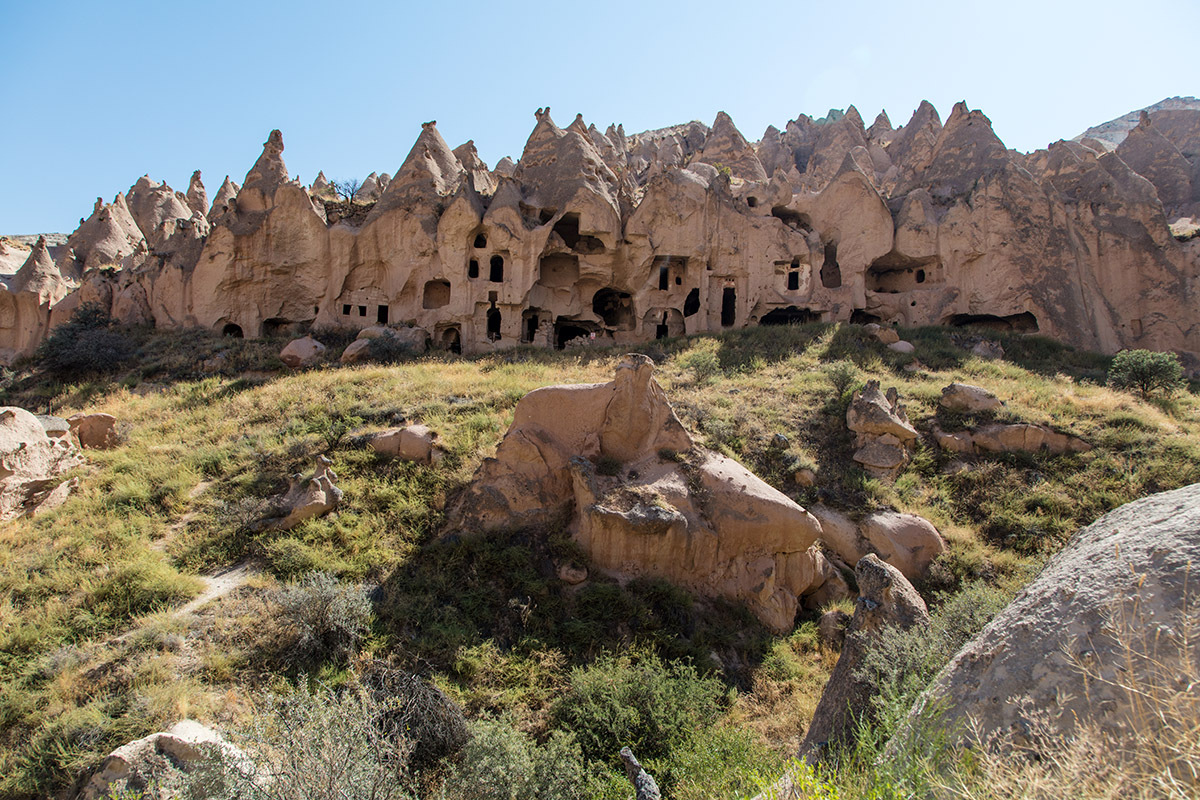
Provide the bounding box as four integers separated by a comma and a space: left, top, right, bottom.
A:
907, 482, 1200, 746
446, 354, 840, 631
0, 406, 83, 520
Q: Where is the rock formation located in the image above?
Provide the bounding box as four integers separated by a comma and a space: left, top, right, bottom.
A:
446, 354, 845, 631
619, 747, 661, 800
7, 100, 1200, 367
268, 455, 343, 530
846, 381, 918, 479
906, 481, 1200, 747
0, 406, 83, 520
799, 554, 930, 761
809, 505, 945, 582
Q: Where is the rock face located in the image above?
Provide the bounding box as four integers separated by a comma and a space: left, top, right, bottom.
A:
446, 354, 841, 631
847, 381, 918, 480
8, 100, 1200, 366
800, 554, 930, 761
933, 421, 1091, 455
79, 719, 249, 800
909, 482, 1200, 746
808, 505, 945, 582
0, 407, 83, 520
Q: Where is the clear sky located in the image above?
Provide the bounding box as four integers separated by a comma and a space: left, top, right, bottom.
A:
1, 0, 1195, 235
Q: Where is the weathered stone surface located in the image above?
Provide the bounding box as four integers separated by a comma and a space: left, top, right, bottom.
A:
10, 100, 1200, 366
270, 456, 343, 530
279, 335, 326, 368
799, 555, 929, 761
80, 719, 250, 800
940, 382, 1002, 413
447, 355, 831, 631
858, 511, 946, 580
0, 406, 83, 520
68, 412, 119, 449
620, 747, 661, 800
934, 422, 1091, 455
339, 338, 372, 364
370, 424, 442, 464
848, 381, 918, 479
907, 482, 1200, 746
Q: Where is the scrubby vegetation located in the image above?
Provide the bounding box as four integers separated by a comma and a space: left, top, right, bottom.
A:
1, 322, 1198, 798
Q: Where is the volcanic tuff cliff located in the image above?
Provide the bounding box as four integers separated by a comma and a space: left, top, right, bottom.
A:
2, 99, 1200, 365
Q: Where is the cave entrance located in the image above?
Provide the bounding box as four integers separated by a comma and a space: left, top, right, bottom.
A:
820, 241, 842, 288
851, 310, 883, 326
473, 232, 487, 249
761, 306, 817, 326
551, 213, 581, 249
684, 288, 700, 317
222, 323, 243, 338
944, 312, 1039, 333
489, 255, 504, 283
376, 305, 389, 324
263, 318, 304, 337
522, 310, 541, 344
487, 306, 502, 341
721, 287, 736, 327
422, 280, 451, 309
592, 287, 635, 329
555, 320, 593, 349
439, 326, 461, 354
867, 252, 940, 293
468, 259, 480, 279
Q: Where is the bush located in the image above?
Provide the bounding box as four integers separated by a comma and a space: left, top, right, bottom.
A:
275, 571, 374, 664
446, 718, 591, 800
822, 360, 861, 396
359, 662, 469, 771
35, 302, 135, 377
366, 334, 415, 364
1106, 349, 1185, 398
677, 340, 721, 383
553, 652, 723, 768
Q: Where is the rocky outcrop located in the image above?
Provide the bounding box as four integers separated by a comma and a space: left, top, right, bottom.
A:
79, 720, 250, 800
939, 382, 1002, 413
447, 354, 841, 631
68, 412, 119, 449
907, 482, 1200, 746
809, 505, 945, 582
8, 100, 1200, 366
0, 407, 83, 521
619, 747, 661, 800
800, 554, 930, 761
279, 335, 326, 368
370, 424, 443, 464
847, 381, 918, 479
268, 456, 343, 530
933, 421, 1091, 455
0, 236, 70, 362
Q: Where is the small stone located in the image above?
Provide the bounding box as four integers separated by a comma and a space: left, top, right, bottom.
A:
887, 340, 915, 354
771, 433, 789, 448
794, 468, 817, 487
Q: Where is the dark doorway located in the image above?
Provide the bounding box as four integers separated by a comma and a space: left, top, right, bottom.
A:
684, 288, 700, 317
377, 305, 389, 324
658, 266, 669, 290
820, 241, 842, 289
555, 321, 591, 349
721, 287, 736, 327
487, 306, 502, 341
551, 213, 581, 249
489, 255, 504, 282
787, 270, 800, 291
592, 288, 635, 329
222, 323, 243, 338
761, 307, 817, 325
440, 326, 461, 354
944, 312, 1039, 333
473, 232, 487, 248
851, 309, 883, 325
523, 312, 539, 343
468, 259, 480, 279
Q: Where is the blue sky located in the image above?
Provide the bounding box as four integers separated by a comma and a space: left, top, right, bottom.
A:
1, 0, 1195, 234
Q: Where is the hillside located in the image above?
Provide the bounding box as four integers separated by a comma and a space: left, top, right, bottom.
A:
1, 322, 1198, 798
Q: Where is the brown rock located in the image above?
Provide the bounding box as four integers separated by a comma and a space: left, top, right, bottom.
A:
270, 456, 343, 530
0, 407, 83, 520
279, 335, 326, 368
370, 424, 442, 464
858, 511, 946, 580
68, 412, 120, 449
940, 382, 1002, 413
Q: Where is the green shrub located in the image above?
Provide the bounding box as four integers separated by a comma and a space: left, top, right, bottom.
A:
366, 334, 416, 364
35, 302, 135, 377
822, 359, 861, 396
1106, 349, 1185, 398
446, 718, 590, 800
677, 340, 721, 383
275, 571, 374, 664
553, 652, 723, 767
666, 725, 785, 800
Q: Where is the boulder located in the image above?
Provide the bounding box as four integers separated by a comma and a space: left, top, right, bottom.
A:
799, 555, 930, 762
858, 511, 946, 580
340, 338, 372, 364
818, 609, 851, 649
906, 482, 1200, 747
370, 424, 443, 464
934, 422, 1091, 455
447, 354, 829, 631
847, 381, 918, 480
80, 720, 250, 800
68, 412, 119, 449
940, 382, 1002, 413
279, 335, 326, 369
887, 340, 915, 354
270, 456, 343, 530
970, 340, 1005, 360
0, 406, 83, 520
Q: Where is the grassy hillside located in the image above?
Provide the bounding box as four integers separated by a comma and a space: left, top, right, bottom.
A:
1, 322, 1197, 799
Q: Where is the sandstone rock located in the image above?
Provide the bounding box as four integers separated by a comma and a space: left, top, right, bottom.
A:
370, 424, 442, 464
940, 382, 1002, 413
340, 338, 372, 364
874, 326, 900, 345
818, 609, 850, 648
557, 562, 588, 585
858, 511, 946, 580
794, 467, 816, 487
447, 355, 826, 631
800, 555, 929, 761
80, 719, 250, 800
970, 340, 1004, 360
186, 170, 208, 217
887, 340, 915, 354
279, 335, 325, 368
0, 406, 83, 520
270, 456, 342, 530
67, 412, 119, 449
906, 482, 1200, 747
847, 381, 918, 480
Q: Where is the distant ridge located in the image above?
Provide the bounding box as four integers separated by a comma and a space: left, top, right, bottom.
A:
1074, 96, 1200, 149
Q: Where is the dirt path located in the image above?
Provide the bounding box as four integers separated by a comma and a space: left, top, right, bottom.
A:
178, 560, 258, 616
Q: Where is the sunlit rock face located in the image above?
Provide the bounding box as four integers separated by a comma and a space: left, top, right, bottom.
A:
9, 100, 1200, 367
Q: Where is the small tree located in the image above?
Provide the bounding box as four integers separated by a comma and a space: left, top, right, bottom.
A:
1106, 349, 1185, 398
332, 177, 363, 203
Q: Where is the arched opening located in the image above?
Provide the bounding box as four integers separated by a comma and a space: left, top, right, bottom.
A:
222, 323, 243, 338
746, 196, 758, 208
944, 312, 1039, 333
820, 241, 842, 289
770, 207, 813, 233
684, 288, 700, 317
761, 306, 817, 326
721, 287, 737, 327
487, 306, 502, 341
866, 252, 941, 293
592, 288, 635, 329
423, 280, 451, 309
439, 326, 461, 354
468, 259, 479, 279
473, 232, 487, 249
555, 320, 594, 349
644, 308, 684, 339
851, 310, 883, 325
489, 255, 504, 283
